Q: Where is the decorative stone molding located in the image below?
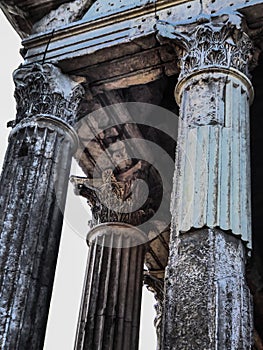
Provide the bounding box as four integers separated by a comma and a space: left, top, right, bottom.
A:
157, 12, 255, 79
86, 222, 148, 247
13, 63, 84, 126
8, 115, 79, 153
71, 162, 156, 227
33, 0, 94, 33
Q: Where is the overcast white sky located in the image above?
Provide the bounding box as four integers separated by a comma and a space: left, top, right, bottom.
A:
0, 11, 156, 350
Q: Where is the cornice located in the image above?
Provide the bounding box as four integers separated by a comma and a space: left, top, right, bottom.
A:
18, 1, 262, 94
23, 0, 189, 46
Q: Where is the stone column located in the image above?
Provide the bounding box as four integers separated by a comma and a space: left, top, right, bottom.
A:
0, 64, 83, 349
158, 13, 255, 349
72, 169, 149, 350
75, 223, 147, 350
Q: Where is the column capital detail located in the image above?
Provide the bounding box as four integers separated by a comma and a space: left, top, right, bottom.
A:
175, 68, 254, 106
157, 12, 255, 80
70, 163, 156, 228
87, 222, 148, 247
13, 63, 85, 126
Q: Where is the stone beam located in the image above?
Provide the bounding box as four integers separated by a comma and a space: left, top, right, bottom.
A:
0, 0, 75, 37
2, 0, 263, 92
17, 1, 262, 90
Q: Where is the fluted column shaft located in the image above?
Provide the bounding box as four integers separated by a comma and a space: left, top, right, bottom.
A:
158, 13, 255, 349
0, 64, 83, 349
173, 68, 253, 241
75, 223, 147, 350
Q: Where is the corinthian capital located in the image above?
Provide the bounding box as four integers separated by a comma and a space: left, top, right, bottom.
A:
13, 63, 84, 126
157, 12, 255, 79
70, 162, 157, 228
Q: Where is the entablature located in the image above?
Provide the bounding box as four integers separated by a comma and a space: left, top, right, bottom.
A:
1, 0, 263, 93
21, 0, 263, 92
0, 0, 71, 37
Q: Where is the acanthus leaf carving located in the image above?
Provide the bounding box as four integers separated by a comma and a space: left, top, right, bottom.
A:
157, 12, 255, 79
70, 162, 157, 227
13, 63, 85, 126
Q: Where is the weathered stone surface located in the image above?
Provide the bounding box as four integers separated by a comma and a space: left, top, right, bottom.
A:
172, 70, 253, 246
157, 12, 255, 78
33, 0, 94, 33
0, 125, 72, 349
13, 63, 84, 125
162, 229, 253, 350
0, 0, 71, 37
0, 1, 262, 349
0, 63, 84, 350
158, 14, 254, 246
74, 223, 147, 350
19, 0, 263, 87
159, 13, 255, 349
83, 0, 153, 21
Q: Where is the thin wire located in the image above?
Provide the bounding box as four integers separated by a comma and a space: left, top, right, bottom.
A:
154, 0, 159, 21
42, 29, 55, 64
